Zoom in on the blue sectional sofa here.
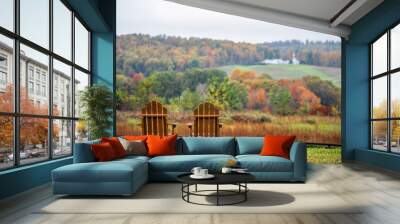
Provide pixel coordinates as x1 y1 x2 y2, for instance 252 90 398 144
52 137 306 196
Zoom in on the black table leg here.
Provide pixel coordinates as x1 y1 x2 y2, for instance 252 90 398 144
245 183 247 201
216 184 219 206
195 184 198 192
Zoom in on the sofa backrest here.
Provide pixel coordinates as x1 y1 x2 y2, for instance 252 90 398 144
235 137 264 155
179 137 235 155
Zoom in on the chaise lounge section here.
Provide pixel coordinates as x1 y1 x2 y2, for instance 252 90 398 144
52 137 307 196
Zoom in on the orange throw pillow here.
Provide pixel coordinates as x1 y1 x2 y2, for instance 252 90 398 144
91 142 117 162
260 135 296 159
101 137 126 158
123 135 148 141
147 135 177 157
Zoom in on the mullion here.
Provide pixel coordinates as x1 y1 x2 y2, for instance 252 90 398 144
13 0 20 167
387 30 391 152
71 9 76 157
49 0 54 160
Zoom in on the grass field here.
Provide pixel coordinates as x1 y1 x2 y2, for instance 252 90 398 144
307 147 341 164
218 64 341 86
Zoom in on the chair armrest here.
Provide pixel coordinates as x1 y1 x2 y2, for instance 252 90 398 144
289 141 307 182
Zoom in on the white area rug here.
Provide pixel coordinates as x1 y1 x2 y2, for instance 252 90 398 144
38 183 361 214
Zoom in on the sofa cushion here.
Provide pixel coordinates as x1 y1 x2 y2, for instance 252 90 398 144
91 142 118 161
236 155 293 172
149 154 235 172
236 137 264 155
101 137 127 158
260 135 296 159
180 137 235 155
147 135 177 157
119 138 147 156
53 159 147 183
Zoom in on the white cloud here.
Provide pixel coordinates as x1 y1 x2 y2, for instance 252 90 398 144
117 0 340 43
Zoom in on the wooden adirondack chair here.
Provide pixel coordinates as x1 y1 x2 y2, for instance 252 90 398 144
187 102 222 137
141 101 176 136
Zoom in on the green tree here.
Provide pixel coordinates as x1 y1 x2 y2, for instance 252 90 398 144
269 86 292 115
206 77 248 111
224 81 248 110
302 76 340 108
147 71 183 100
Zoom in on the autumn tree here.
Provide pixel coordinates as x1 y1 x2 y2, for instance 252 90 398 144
0 85 54 150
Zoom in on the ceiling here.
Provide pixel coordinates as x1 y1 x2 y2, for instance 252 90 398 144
166 0 384 38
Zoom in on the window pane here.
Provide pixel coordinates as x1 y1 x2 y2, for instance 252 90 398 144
391 72 400 118
20 0 49 49
0 116 13 170
53 0 72 60
53 59 72 117
74 69 89 118
75 18 89 69
0 0 14 31
53 119 72 157
372 76 387 119
372 121 388 151
75 120 88 143
372 33 387 76
20 117 49 165
392 24 400 70
20 44 49 115
391 120 400 153
0 35 14 112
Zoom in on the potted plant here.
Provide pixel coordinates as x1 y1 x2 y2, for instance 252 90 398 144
80 84 113 140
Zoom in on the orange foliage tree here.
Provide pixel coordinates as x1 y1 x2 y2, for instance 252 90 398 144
0 85 58 150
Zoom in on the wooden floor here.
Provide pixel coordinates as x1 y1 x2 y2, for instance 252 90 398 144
1 162 400 224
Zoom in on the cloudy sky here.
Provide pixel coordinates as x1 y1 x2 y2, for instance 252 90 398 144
117 0 340 43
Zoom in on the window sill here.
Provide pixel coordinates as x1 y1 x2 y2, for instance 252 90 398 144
0 156 72 176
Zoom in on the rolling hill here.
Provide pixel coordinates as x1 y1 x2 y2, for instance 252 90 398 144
218 64 341 86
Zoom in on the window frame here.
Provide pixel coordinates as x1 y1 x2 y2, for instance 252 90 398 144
370 21 400 154
0 0 92 171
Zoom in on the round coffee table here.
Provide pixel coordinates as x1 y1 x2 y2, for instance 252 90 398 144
177 173 255 206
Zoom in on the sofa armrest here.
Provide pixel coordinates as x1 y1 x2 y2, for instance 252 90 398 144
73 140 100 163
289 141 307 181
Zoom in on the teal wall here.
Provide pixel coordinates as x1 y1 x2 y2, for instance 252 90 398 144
343 0 400 171
0 0 116 200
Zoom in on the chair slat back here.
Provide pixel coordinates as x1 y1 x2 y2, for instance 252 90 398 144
141 101 168 136
193 102 220 137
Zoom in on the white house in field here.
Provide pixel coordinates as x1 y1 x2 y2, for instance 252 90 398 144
262 52 300 65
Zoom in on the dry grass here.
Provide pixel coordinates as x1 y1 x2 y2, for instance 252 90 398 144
117 111 341 145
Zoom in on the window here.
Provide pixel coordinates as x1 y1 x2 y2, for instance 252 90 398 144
53 0 72 60
0 116 13 170
20 0 49 48
74 69 89 118
53 59 72 117
53 119 72 158
28 67 34 80
42 85 46 97
75 18 90 70
0 71 7 85
28 81 34 94
35 84 40 95
0 0 14 31
370 23 400 153
0 1 91 170
0 34 14 113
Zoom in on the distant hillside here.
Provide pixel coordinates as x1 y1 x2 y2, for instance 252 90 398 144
117 33 341 76
219 64 341 86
